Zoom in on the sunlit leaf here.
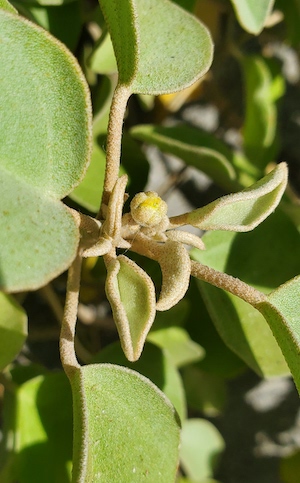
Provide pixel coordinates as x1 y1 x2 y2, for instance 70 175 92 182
230 0 275 34
180 419 225 481
0 0 17 13
70 364 181 482
99 0 213 94
105 255 156 361
0 11 92 291
182 163 287 232
0 293 27 371
88 32 117 75
93 341 187 422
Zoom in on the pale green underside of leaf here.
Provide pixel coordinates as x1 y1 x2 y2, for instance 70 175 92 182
71 364 180 483
187 163 287 231
105 256 156 361
0 170 79 292
0 293 27 371
99 0 213 95
0 10 92 199
230 0 275 34
180 419 225 481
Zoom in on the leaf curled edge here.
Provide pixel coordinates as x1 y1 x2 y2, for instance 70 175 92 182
105 255 156 361
174 163 288 232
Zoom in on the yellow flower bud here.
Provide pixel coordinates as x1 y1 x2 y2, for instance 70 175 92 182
130 191 168 227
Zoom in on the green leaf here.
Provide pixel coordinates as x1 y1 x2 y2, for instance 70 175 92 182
184 163 287 232
182 365 227 416
130 124 241 191
99 0 213 94
242 56 283 168
1 373 73 483
147 327 204 367
191 208 300 377
88 32 117 75
71 364 181 482
105 255 156 361
0 0 17 13
93 341 187 422
180 419 225 481
280 449 300 483
70 142 106 212
0 11 92 291
0 293 27 371
257 276 300 393
230 0 275 34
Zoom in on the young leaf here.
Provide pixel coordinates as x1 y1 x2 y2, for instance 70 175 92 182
105 255 156 361
71 364 181 482
99 0 213 94
0 11 92 291
179 163 287 231
230 0 275 34
0 293 27 371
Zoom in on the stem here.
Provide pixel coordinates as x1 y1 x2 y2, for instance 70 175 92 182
99 84 131 214
190 260 266 306
60 254 82 378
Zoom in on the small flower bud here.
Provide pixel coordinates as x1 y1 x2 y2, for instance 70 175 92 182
130 191 168 227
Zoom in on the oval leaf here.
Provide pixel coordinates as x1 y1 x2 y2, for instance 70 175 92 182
105 255 156 361
230 0 275 34
71 364 181 482
183 163 287 231
99 0 213 94
0 11 92 290
0 0 17 13
0 10 92 198
0 293 27 371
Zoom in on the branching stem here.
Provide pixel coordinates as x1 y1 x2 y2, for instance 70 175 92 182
99 84 131 214
60 254 82 378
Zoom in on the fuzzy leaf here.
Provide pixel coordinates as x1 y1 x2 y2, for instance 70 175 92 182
0 0 17 13
155 241 191 311
0 293 27 371
70 364 181 482
257 277 300 393
230 0 275 34
184 163 287 231
105 255 156 361
99 0 213 94
93 341 187 422
0 11 92 291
